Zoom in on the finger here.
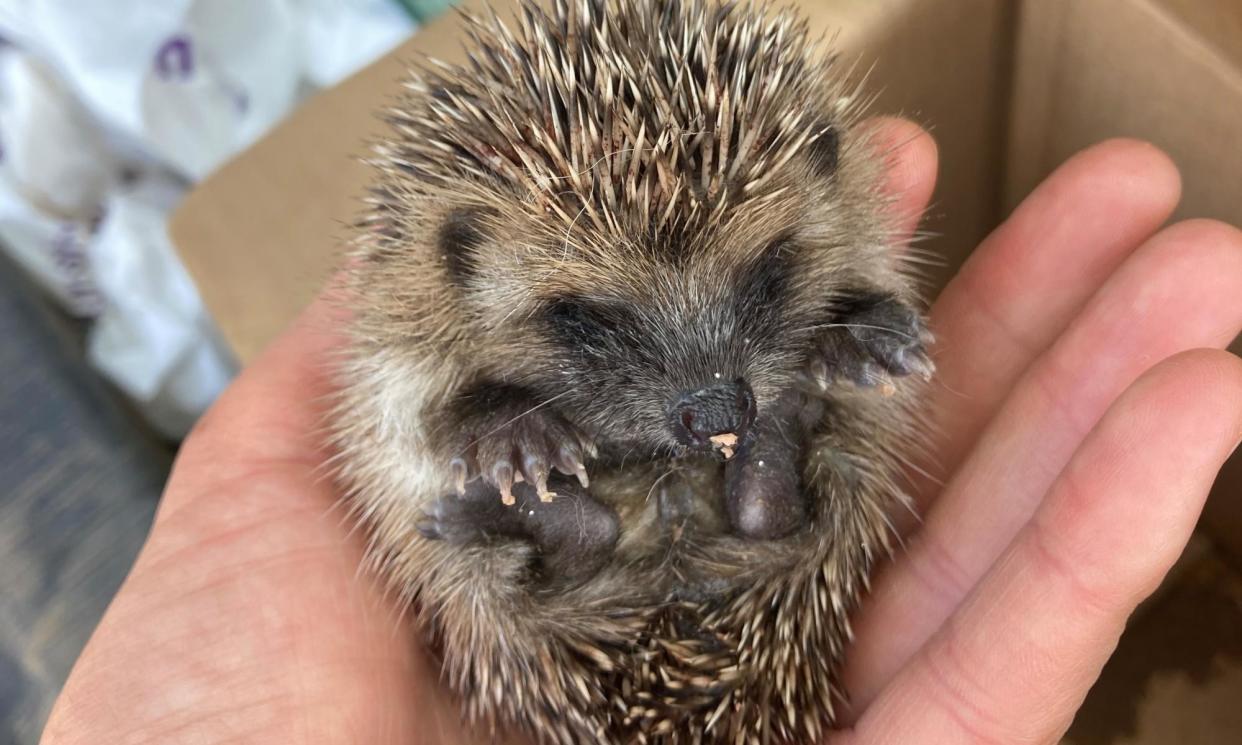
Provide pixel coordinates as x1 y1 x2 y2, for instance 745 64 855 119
845 350 1242 745
858 116 938 243
916 139 1181 504
844 218 1242 709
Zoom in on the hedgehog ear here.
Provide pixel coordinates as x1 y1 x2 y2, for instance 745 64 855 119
438 207 488 285
806 124 839 178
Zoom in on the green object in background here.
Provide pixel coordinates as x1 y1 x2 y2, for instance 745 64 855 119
392 0 456 24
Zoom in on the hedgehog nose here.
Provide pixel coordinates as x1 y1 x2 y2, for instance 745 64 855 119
669 379 756 452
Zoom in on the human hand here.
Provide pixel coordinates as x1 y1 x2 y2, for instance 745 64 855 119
836 131 1242 742
40 122 1242 745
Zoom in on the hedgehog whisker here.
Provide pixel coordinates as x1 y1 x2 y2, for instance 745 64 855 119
560 203 590 263
463 387 580 452
793 321 920 341
644 465 684 505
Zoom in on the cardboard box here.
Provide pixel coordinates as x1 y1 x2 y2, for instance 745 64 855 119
170 0 1011 363
1006 0 1242 227
1004 0 1242 573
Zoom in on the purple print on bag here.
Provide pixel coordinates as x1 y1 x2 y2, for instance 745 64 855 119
52 223 104 317
228 87 249 114
154 35 194 80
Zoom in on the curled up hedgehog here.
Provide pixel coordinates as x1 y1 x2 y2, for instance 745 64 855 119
331 0 935 742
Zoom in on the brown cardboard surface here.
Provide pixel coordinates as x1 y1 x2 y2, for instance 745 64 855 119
1005 0 1242 574
1211 454 1242 566
170 0 1009 364
1160 0 1242 70
1006 0 1242 228
816 0 1013 287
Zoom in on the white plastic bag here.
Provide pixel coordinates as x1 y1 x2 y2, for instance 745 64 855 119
0 0 416 437
5 0 305 181
0 51 120 218
86 174 236 438
0 50 110 316
1 0 415 179
297 0 417 88
0 184 103 318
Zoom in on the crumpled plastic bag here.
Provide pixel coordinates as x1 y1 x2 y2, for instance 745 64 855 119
0 0 417 438
0 52 120 218
87 174 237 438
0 50 113 317
0 183 103 319
8 0 305 181
298 0 419 88
3 0 417 179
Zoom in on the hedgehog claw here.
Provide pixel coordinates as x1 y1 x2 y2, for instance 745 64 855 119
906 351 936 381
521 451 557 501
492 461 516 505
553 445 590 488
450 457 471 495
858 365 897 395
537 481 556 502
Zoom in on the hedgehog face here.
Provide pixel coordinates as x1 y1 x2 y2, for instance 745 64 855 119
532 245 806 455
366 0 897 457
437 154 880 459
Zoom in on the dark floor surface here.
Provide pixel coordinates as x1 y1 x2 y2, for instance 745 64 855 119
0 257 169 744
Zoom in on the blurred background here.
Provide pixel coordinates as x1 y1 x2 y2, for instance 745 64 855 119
0 1 443 741
1 0 1239 743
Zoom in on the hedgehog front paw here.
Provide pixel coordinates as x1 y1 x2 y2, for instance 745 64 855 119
811 295 934 392
451 400 595 506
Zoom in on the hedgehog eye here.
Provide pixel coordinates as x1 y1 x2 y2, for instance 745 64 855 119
807 123 839 178
438 207 488 284
544 296 627 346
737 235 795 309
545 297 606 337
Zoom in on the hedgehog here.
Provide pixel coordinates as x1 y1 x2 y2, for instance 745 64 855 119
330 0 934 743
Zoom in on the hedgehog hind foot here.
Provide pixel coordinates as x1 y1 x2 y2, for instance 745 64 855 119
722 389 820 540
815 293 934 390
419 475 619 584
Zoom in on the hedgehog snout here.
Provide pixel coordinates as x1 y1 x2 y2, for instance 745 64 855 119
667 379 756 456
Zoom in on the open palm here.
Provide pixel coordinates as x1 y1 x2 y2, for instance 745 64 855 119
42 121 1242 745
